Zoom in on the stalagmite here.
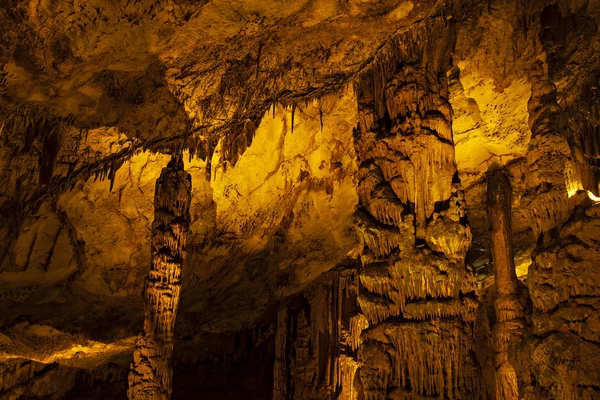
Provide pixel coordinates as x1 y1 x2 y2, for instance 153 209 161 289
486 168 525 400
487 169 522 309
351 19 479 399
128 154 192 400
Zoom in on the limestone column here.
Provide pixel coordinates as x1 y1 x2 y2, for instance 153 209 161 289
272 270 360 400
351 19 479 399
128 154 192 400
522 61 578 239
486 168 525 400
487 169 522 309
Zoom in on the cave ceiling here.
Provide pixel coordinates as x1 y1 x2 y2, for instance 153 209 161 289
1 0 600 399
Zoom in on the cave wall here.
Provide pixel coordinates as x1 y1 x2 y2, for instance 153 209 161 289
0 90 360 398
1 0 600 399
527 200 600 398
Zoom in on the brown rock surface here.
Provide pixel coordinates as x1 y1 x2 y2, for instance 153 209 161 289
0 0 600 398
527 200 600 399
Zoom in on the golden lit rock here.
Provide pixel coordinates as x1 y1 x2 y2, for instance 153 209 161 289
1 0 600 398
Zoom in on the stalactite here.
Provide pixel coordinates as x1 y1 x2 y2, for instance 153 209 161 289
291 103 296 134
351 18 480 399
38 124 60 185
108 159 124 192
128 154 192 400
218 117 261 169
486 168 526 400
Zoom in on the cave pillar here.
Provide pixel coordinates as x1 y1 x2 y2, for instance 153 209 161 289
351 19 479 399
487 169 522 305
128 154 192 400
523 61 579 239
486 168 525 400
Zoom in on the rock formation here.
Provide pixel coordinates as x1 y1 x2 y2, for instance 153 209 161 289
0 1 599 399
520 61 577 241
273 269 359 400
486 168 526 399
128 154 192 400
527 198 600 399
351 19 479 399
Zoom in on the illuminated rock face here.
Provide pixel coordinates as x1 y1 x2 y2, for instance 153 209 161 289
128 155 192 400
350 20 479 399
527 201 600 399
1 1 600 399
519 61 576 241
180 91 359 332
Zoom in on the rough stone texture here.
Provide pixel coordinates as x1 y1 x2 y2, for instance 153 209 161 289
0 322 134 399
0 90 360 398
351 19 479 399
453 0 600 269
0 0 600 398
0 0 447 150
487 168 526 400
128 154 192 400
519 61 576 241
273 269 359 400
180 92 359 332
527 200 600 399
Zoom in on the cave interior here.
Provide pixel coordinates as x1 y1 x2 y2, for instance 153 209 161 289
1 0 600 399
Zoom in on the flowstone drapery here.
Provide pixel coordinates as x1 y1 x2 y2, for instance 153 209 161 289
350 19 480 399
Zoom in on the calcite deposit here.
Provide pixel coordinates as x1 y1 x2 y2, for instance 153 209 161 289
0 0 599 399
128 154 192 400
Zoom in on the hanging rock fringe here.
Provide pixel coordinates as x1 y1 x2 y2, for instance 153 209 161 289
351 17 480 399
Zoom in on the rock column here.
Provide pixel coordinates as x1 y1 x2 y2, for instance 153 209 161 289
128 154 192 400
486 168 525 400
351 20 479 399
522 61 578 239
